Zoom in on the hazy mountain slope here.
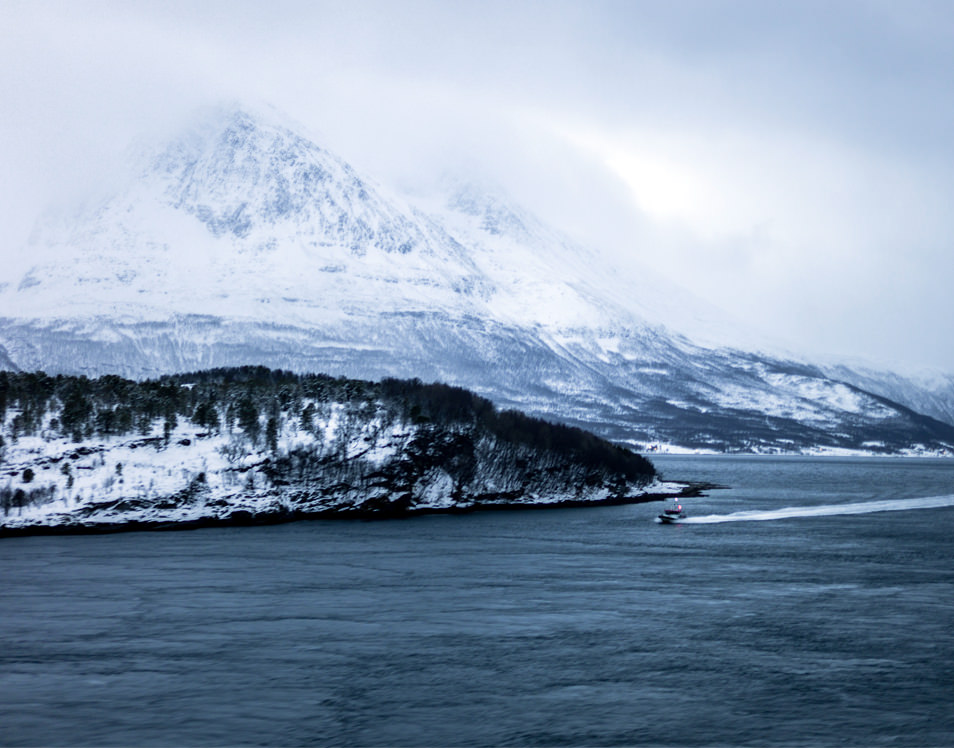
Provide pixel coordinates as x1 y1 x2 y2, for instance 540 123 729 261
820 364 954 428
7 107 491 325
0 104 951 455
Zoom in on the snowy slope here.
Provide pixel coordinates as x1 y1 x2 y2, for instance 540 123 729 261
6 105 490 325
0 103 952 455
0 370 675 534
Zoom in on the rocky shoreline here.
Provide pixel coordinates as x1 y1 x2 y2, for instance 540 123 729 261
0 481 718 538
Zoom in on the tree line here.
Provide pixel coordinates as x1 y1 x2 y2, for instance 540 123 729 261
0 366 654 482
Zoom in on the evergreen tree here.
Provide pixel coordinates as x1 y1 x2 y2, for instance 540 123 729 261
236 396 261 443
266 415 279 453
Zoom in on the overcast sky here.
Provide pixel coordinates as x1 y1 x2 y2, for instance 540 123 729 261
2 0 953 372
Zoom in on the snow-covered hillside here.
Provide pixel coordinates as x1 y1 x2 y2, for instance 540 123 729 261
0 370 674 535
0 103 952 455
7 106 490 325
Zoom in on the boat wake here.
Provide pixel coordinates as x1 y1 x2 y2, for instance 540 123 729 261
681 494 954 524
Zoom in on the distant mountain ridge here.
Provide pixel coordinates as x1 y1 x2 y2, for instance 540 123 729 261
1 103 952 455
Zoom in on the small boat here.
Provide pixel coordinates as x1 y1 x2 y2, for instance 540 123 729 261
657 499 686 524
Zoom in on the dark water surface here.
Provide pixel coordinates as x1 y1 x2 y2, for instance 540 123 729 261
2 456 953 746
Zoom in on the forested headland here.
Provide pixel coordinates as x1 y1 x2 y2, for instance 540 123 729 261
0 367 665 535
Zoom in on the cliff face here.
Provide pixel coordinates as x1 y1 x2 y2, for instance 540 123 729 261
0 368 670 535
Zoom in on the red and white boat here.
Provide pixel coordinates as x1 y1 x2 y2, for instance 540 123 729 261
657 499 686 524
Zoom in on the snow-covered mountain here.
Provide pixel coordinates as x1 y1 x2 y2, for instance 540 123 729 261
1 103 952 455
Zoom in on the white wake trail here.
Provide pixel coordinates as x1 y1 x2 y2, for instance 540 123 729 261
681 494 954 524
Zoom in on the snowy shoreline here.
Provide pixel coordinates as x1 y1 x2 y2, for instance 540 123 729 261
0 480 703 539
631 442 954 459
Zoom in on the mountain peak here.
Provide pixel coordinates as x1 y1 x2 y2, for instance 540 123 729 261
144 103 364 240
1 103 489 323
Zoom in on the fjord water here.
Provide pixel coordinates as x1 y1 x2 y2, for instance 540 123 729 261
2 456 953 747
